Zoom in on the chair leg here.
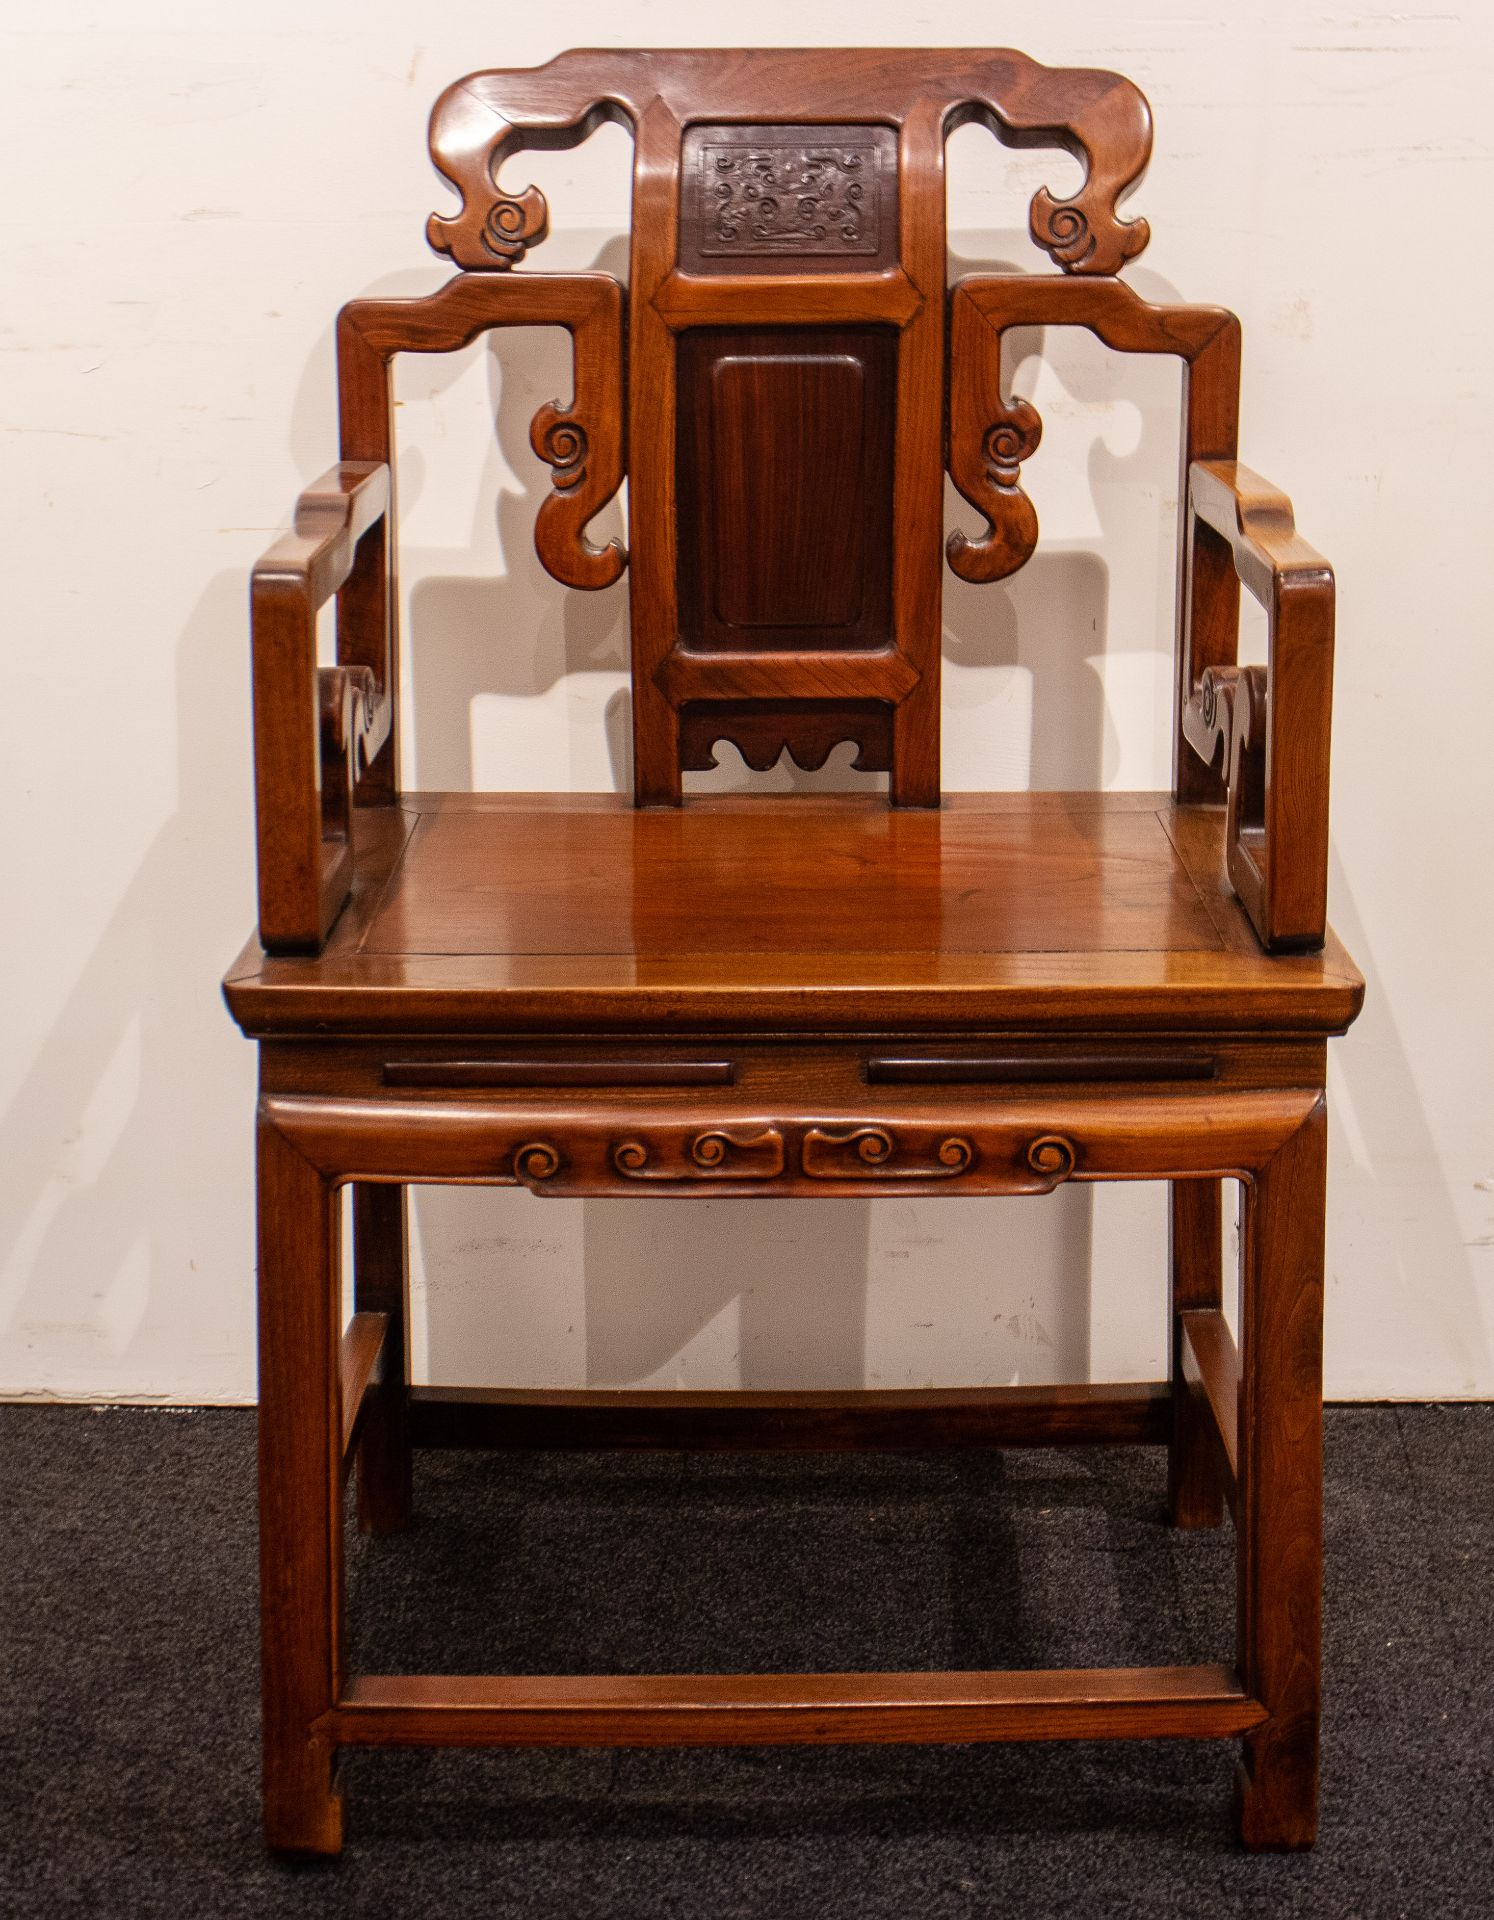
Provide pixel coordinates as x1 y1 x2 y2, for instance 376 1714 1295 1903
1168 1178 1226 1528
256 1112 345 1855
353 1183 413 1535
1234 1099 1327 1850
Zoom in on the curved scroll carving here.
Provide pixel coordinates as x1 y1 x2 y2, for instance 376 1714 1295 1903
612 1127 785 1182
530 404 588 489
690 732 878 776
426 84 545 268
945 288 1042 584
802 1127 975 1181
1181 664 1241 774
522 1125 1077 1192
1026 1135 1077 1183
528 391 624 591
679 701 894 777
1181 663 1270 941
512 1141 563 1183
950 60 1152 275
1028 184 1147 276
264 1089 1329 1199
433 162 547 268
1224 668 1268 837
316 663 382 851
1223 665 1269 933
1181 665 1266 820
946 390 1043 585
426 78 628 270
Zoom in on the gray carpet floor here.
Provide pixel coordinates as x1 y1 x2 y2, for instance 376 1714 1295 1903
0 1404 1489 1917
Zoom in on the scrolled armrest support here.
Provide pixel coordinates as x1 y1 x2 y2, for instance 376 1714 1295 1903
1181 459 1334 953
252 461 392 952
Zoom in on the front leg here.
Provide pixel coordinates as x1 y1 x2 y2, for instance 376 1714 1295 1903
257 1112 345 1854
1235 1097 1327 1849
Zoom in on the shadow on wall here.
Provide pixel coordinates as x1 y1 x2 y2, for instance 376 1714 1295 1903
0 571 256 1398
1321 855 1492 1393
402 237 635 794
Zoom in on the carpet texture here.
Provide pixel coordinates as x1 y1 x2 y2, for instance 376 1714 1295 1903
0 1404 1489 1917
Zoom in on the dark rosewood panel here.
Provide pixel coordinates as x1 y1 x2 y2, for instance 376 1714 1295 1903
679 124 900 275
676 326 896 654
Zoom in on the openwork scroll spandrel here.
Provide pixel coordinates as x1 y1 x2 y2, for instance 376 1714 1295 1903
338 275 627 594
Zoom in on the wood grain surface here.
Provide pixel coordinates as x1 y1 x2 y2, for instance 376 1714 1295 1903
234 45 1358 1856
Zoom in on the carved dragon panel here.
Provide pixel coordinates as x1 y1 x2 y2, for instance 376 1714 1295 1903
678 124 899 274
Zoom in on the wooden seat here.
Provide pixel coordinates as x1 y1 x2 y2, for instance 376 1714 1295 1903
226 47 1362 1857
226 795 1361 1038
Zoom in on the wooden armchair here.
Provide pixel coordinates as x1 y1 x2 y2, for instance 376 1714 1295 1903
223 48 1363 1855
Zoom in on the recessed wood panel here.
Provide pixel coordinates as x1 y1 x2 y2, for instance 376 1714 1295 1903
714 352 866 629
676 326 896 653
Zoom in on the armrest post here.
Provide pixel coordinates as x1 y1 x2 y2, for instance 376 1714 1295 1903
251 462 392 952
1181 459 1334 952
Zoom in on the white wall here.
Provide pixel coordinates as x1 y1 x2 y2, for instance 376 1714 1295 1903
2 2 1491 1404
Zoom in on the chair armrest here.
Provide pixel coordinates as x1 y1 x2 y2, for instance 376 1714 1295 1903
1180 459 1334 953
1188 459 1332 603
254 460 390 605
252 461 392 952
